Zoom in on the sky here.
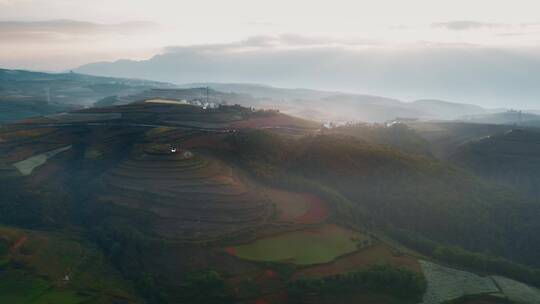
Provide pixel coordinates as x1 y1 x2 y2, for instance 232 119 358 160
2 0 540 70
2 0 540 107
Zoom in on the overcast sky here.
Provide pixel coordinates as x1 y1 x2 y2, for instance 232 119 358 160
2 0 540 107
2 0 540 70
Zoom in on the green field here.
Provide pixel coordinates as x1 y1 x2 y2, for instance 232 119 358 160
228 224 368 265
13 145 72 175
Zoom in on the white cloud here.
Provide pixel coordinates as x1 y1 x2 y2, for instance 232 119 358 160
432 21 503 31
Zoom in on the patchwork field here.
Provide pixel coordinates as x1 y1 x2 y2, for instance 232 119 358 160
226 224 370 265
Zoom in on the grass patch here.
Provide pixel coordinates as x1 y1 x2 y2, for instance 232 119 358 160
227 224 369 265
13 145 72 175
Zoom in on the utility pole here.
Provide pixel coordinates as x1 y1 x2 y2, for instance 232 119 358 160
206 86 209 104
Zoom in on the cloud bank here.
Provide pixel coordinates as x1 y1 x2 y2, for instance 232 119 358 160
75 35 540 109
432 21 503 31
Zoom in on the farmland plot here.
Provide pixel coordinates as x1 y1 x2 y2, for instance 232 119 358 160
13 145 72 175
264 187 329 224
227 224 369 265
420 260 499 304
493 276 540 304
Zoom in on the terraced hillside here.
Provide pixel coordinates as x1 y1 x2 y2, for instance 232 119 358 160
100 143 271 241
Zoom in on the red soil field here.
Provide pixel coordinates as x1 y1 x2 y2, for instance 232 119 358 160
264 269 278 279
295 196 329 224
264 188 329 224
10 234 28 254
224 247 237 255
292 243 421 279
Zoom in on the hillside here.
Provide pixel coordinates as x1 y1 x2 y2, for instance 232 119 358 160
451 128 540 199
407 121 514 158
1 101 540 303
461 110 540 127
325 123 433 156
225 130 540 265
94 84 495 123
0 68 174 123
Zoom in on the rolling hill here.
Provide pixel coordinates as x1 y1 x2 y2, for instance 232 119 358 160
451 128 540 199
1 101 540 303
0 68 174 123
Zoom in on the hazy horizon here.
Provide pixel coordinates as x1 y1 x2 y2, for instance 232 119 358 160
3 0 540 108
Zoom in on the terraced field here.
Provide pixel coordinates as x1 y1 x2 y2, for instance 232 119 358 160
100 143 271 241
225 224 370 265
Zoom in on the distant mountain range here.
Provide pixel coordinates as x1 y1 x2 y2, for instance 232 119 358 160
3 68 540 125
181 83 490 122
73 46 540 108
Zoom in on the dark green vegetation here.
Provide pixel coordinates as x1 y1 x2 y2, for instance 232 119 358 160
326 122 433 156
0 226 139 303
389 228 540 288
288 265 426 303
1 101 540 303
451 129 540 199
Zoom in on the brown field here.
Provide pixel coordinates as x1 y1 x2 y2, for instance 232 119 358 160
292 242 421 279
263 188 329 224
0 128 57 142
181 133 231 150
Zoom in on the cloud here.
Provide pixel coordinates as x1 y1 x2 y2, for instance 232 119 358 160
164 34 383 54
432 20 503 31
75 36 540 108
0 19 159 43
